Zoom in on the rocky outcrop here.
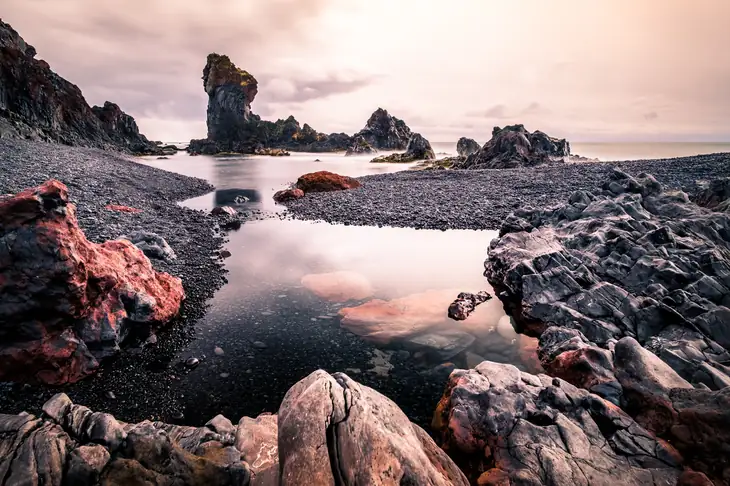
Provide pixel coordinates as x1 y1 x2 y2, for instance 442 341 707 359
432 360 694 485
0 20 160 154
189 54 354 155
0 180 184 384
345 134 377 156
456 137 480 157
484 168 730 482
691 178 730 212
371 133 435 163
0 370 467 486
353 108 413 150
295 171 361 193
457 124 570 169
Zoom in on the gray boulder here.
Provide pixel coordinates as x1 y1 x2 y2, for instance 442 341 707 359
456 137 480 157
122 231 176 262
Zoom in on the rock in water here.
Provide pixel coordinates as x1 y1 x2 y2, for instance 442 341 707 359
0 20 160 154
0 180 184 384
295 171 361 192
432 361 685 484
278 370 469 485
447 291 492 320
370 133 436 163
353 107 413 150
457 124 570 169
456 137 480 157
345 135 378 156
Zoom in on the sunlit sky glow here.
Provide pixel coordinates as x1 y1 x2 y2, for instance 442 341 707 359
4 0 730 142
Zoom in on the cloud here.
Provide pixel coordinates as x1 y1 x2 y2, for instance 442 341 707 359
466 103 549 120
258 73 375 104
644 111 659 121
467 104 508 119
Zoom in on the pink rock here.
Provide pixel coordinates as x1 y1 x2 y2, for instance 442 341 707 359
273 188 305 203
300 271 373 302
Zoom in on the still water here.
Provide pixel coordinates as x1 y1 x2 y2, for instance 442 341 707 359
136 149 536 426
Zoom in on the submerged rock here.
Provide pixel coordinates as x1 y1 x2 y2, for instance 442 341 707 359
457 124 570 169
448 291 492 320
353 107 413 150
371 133 435 163
295 171 361 193
456 137 480 157
300 271 374 302
0 180 184 384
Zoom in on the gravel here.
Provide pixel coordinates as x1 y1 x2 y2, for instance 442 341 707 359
0 139 227 422
283 153 730 230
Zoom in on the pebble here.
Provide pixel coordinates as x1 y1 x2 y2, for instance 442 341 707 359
252 341 267 349
220 372 230 378
185 357 200 368
104 391 116 400
214 347 225 356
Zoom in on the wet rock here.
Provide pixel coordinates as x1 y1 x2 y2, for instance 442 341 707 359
211 205 237 217
448 291 492 320
353 107 413 150
122 230 176 262
278 369 469 485
0 180 184 384
300 271 374 302
458 124 570 169
345 135 378 156
456 137 480 157
295 171 361 193
185 357 200 368
371 133 435 163
432 361 684 484
272 188 304 202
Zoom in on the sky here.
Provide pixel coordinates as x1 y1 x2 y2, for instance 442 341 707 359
3 0 730 143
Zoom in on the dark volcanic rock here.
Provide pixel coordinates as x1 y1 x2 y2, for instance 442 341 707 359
433 360 685 485
295 171 361 193
0 180 184 385
456 137 480 157
0 20 159 154
458 124 570 169
353 107 413 150
448 291 492 321
345 134 378 156
691 178 730 212
371 133 435 163
121 230 177 262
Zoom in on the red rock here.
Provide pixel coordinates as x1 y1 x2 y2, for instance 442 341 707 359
295 171 361 193
105 204 142 213
0 180 184 384
273 188 305 203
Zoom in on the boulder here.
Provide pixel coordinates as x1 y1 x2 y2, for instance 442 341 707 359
353 107 413 150
456 137 480 157
0 20 159 154
457 124 570 169
278 370 469 485
295 171 361 193
345 135 378 156
273 188 305 203
448 291 492 320
691 178 730 212
432 361 685 484
0 180 184 384
371 133 436 163
122 231 176 262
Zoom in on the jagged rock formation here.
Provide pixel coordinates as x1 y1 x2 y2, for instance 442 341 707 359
457 124 570 169
432 360 704 485
352 107 412 150
456 137 480 157
447 291 492 320
345 134 377 156
0 180 184 385
0 370 468 486
484 168 730 482
691 178 730 212
0 19 160 154
371 133 435 163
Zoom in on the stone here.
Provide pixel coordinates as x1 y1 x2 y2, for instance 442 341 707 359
345 135 378 156
185 357 200 368
691 177 730 212
211 205 237 217
370 132 436 163
295 171 361 193
236 414 279 486
352 107 413 150
122 230 177 262
272 188 304 203
278 370 469 485
65 444 110 485
42 393 72 423
206 414 236 436
0 20 160 154
432 361 684 484
457 124 570 169
448 291 493 320
456 137 481 157
300 271 374 302
0 180 184 384
104 204 142 213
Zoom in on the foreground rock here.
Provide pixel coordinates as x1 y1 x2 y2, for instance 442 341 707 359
273 188 305 203
433 361 698 485
295 171 361 193
371 133 435 163
456 137 480 157
484 169 730 481
0 370 468 486
0 20 160 154
352 107 413 150
457 124 570 169
0 180 184 384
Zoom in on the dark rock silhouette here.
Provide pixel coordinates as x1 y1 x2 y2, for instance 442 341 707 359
352 107 412 150
345 135 378 156
371 133 435 163
0 20 160 154
456 137 480 157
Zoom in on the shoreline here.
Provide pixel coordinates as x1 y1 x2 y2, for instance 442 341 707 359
283 152 730 230
0 139 228 423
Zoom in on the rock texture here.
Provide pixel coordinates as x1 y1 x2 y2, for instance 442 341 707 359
272 188 304 203
432 361 688 485
691 177 730 212
371 133 436 163
457 124 570 169
456 137 480 158
0 20 160 154
484 168 730 482
448 291 492 321
353 107 413 150
345 135 378 156
0 371 468 486
295 171 361 193
0 180 184 384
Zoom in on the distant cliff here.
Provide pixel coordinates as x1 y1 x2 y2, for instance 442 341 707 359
0 19 160 155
